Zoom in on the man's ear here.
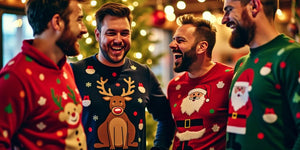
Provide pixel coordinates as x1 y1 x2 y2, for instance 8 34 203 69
50 14 64 31
196 41 208 54
250 0 262 17
94 29 100 42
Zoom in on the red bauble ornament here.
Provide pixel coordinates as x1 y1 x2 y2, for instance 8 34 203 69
152 10 166 26
287 23 299 35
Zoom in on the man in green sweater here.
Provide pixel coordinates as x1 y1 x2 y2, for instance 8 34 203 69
221 0 300 149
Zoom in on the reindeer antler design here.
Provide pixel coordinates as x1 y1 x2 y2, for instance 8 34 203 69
51 88 63 113
67 85 77 105
121 77 135 97
97 77 113 97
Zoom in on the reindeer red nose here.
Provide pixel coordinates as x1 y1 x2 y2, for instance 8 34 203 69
112 107 124 115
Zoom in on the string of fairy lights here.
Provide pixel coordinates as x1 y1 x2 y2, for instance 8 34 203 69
16 0 290 30
12 0 291 61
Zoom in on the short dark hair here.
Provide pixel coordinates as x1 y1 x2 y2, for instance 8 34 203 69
26 0 87 36
233 0 277 20
178 14 216 58
95 2 132 31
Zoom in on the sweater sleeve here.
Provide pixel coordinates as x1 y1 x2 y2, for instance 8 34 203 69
145 66 175 149
0 72 26 149
282 48 300 150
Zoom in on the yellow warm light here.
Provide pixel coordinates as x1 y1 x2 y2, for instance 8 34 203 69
13 19 23 28
92 20 97 26
146 59 152 65
90 0 97 7
134 52 142 59
85 37 92 44
77 54 83 60
164 5 174 14
177 1 186 10
128 5 134 11
166 13 176 21
86 15 93 22
131 21 136 27
133 1 139 7
148 44 155 52
140 29 147 36
276 9 288 22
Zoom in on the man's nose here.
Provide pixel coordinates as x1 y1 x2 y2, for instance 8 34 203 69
221 14 228 24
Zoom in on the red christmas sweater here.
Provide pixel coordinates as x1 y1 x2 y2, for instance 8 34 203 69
167 62 233 150
0 40 87 150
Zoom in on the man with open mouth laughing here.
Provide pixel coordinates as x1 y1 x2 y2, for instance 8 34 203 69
167 14 233 150
71 2 175 150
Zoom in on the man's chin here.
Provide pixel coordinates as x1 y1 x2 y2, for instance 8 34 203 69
108 56 125 64
64 47 80 57
174 66 184 73
229 35 246 49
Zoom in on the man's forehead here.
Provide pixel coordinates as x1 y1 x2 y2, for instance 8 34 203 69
174 25 196 37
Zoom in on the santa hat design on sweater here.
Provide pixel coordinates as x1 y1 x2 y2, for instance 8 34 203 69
82 95 91 107
85 66 95 75
260 62 272 76
262 108 277 123
227 68 254 135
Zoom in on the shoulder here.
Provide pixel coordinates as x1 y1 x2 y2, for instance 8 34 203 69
126 58 151 72
275 36 300 62
214 62 234 75
70 55 95 70
1 53 27 79
169 72 186 84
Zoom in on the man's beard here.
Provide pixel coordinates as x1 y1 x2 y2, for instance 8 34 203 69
174 44 197 73
229 9 256 48
56 28 80 56
99 44 129 64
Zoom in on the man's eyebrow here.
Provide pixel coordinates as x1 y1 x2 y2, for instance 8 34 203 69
172 36 185 40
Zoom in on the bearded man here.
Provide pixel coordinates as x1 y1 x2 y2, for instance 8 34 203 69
222 0 300 149
167 14 233 150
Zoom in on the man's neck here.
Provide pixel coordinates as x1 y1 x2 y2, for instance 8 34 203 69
188 61 216 78
97 53 125 67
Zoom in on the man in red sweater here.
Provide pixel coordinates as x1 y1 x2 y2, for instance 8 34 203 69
0 0 88 149
167 14 233 149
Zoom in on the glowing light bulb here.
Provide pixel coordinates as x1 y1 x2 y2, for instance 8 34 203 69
90 0 97 6
140 29 147 36
164 5 174 14
134 52 142 59
177 1 186 10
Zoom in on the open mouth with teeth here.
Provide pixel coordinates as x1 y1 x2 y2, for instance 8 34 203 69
110 46 123 55
172 49 183 64
226 21 237 31
175 54 182 59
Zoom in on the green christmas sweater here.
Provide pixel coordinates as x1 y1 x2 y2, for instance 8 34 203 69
227 34 300 150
